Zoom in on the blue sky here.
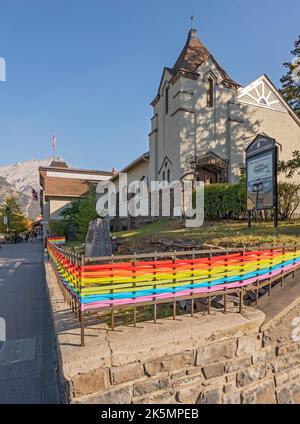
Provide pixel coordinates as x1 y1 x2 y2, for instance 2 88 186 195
0 0 299 171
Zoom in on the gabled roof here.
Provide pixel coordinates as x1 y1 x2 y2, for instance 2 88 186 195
173 29 239 88
151 29 239 103
110 152 149 181
238 74 300 127
173 29 210 72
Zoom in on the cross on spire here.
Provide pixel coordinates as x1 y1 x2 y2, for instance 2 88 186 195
190 15 195 30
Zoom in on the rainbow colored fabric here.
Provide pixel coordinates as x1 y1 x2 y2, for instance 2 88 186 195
48 236 66 245
48 243 300 312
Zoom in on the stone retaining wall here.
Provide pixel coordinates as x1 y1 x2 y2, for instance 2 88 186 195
44 255 300 404
70 328 300 404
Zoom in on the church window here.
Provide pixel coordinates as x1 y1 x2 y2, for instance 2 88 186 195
165 87 169 114
207 77 214 107
162 171 165 181
259 97 267 105
167 169 170 183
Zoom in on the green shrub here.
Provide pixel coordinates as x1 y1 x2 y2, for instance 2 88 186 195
204 183 246 219
278 182 300 220
49 220 69 237
203 182 300 221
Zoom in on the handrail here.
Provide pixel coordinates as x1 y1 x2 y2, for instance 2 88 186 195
47 240 300 346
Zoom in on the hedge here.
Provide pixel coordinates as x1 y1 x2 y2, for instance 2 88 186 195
203 182 300 221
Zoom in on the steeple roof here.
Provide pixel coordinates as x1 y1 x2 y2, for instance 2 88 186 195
173 28 210 71
172 28 239 87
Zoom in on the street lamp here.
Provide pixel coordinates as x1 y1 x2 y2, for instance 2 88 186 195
5 206 10 234
189 156 197 170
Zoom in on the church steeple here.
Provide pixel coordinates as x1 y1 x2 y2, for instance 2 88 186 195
173 28 211 72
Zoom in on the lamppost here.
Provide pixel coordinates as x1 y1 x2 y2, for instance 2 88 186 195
5 206 10 234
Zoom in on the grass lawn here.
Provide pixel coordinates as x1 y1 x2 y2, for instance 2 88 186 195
113 218 300 250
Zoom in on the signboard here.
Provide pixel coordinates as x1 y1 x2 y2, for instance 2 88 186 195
3 216 8 225
246 134 278 227
246 150 275 210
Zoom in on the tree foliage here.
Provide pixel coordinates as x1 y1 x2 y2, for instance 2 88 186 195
278 150 300 178
280 35 300 117
0 196 28 234
58 188 98 240
278 182 300 220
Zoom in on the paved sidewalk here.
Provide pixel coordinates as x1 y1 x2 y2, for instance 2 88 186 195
0 241 61 403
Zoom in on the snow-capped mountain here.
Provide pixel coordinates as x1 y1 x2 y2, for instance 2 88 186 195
0 158 51 218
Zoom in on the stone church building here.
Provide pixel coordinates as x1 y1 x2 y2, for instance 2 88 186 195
117 27 300 188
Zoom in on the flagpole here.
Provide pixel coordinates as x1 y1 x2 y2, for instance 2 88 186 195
52 132 56 161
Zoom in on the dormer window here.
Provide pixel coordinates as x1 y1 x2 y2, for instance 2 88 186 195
207 77 214 108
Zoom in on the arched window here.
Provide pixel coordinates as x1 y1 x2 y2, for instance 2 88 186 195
207 77 214 108
140 175 149 186
165 86 169 114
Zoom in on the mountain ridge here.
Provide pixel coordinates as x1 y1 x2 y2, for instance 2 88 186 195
0 158 51 219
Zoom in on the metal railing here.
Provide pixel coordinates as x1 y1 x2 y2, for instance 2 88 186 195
47 241 300 346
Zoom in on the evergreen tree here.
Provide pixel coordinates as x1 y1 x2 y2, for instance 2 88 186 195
0 196 28 234
280 35 300 117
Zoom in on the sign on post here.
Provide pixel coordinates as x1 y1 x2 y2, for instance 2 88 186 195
246 134 278 227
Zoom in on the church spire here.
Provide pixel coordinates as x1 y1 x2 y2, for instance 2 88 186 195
173 27 211 72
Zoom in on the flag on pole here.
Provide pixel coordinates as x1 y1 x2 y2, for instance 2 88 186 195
32 188 38 201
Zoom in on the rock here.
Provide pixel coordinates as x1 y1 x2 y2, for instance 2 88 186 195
275 366 300 386
85 218 112 257
256 381 276 404
242 381 276 404
144 352 194 377
252 346 275 364
144 360 162 377
110 363 144 385
276 386 293 404
292 384 300 403
223 391 241 404
160 352 194 371
71 368 107 398
228 356 252 372
196 340 237 365
133 390 175 404
197 388 221 404
236 336 258 356
176 385 202 404
223 383 234 394
202 363 225 379
236 365 266 387
133 378 169 397
170 369 187 380
84 386 132 404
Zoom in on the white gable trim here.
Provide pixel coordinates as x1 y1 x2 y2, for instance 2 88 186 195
237 74 300 126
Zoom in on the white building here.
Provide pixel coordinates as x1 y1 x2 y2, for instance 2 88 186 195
144 28 300 185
